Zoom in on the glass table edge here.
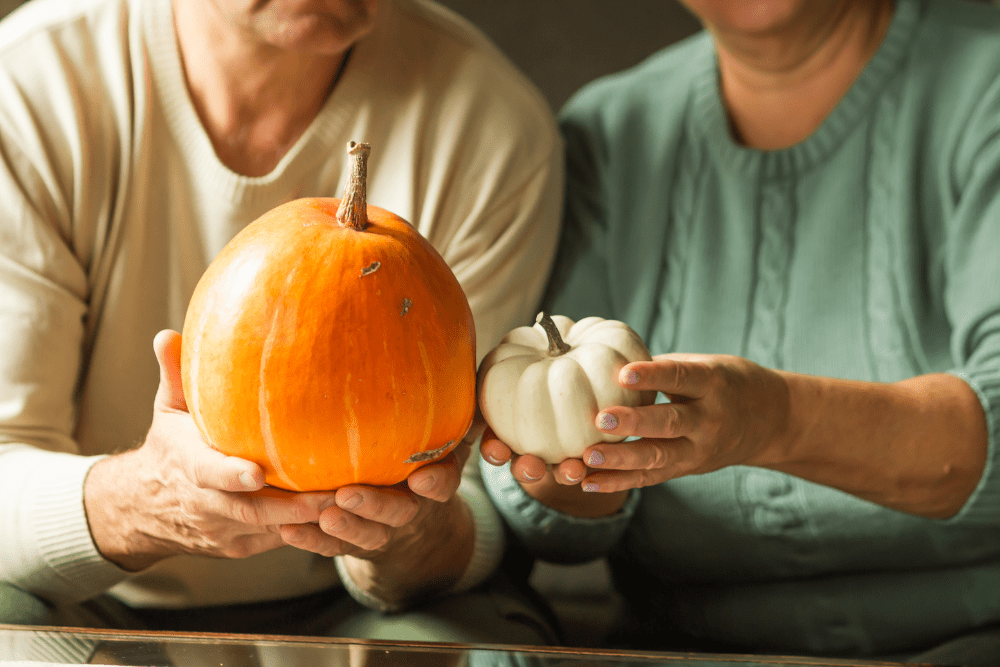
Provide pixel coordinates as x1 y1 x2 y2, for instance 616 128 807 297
0 624 920 666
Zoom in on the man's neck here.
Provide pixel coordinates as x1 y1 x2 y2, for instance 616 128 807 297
713 0 894 150
172 0 346 176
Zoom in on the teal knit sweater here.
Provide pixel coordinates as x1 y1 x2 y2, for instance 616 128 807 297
483 0 1000 657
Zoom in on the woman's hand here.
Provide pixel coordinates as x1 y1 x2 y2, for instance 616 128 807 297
482 353 792 496
84 330 342 572
565 353 792 493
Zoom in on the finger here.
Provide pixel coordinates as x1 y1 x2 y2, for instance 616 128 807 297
582 438 697 474
579 468 673 494
407 453 462 502
222 532 288 560
554 458 588 485
334 485 420 528
280 523 350 558
510 454 547 484
227 490 337 527
319 507 391 552
596 402 696 440
180 435 266 492
480 428 513 466
152 329 188 412
651 352 714 363
619 356 714 399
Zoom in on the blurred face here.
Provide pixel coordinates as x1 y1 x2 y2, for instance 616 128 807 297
679 0 847 38
211 0 379 54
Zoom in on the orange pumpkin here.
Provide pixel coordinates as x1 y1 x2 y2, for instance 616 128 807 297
180 142 476 492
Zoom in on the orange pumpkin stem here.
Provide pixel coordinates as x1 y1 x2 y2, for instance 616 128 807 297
337 141 371 231
536 312 571 357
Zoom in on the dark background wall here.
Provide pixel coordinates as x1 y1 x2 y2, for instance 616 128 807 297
435 0 703 112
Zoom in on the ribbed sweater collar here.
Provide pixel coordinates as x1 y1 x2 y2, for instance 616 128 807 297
140 0 387 204
691 0 922 178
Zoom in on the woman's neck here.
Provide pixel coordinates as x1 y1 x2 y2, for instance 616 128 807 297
712 0 894 150
173 0 347 177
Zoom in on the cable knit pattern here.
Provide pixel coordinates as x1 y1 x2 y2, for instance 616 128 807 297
865 76 924 383
647 129 698 355
745 177 796 369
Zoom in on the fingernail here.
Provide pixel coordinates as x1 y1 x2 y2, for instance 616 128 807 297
623 369 640 385
487 454 503 465
339 493 362 510
565 472 583 483
522 470 542 481
597 412 618 430
239 471 258 490
582 482 599 492
587 451 605 466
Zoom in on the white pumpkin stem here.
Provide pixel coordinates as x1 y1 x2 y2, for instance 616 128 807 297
536 312 571 357
337 141 370 231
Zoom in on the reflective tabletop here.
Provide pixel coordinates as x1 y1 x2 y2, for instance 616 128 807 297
0 625 926 667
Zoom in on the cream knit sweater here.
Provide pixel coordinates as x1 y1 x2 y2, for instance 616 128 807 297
0 0 561 609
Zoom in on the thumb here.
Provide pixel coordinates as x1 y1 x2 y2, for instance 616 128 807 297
153 329 188 412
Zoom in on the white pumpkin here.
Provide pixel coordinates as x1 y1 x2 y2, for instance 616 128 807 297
476 312 656 464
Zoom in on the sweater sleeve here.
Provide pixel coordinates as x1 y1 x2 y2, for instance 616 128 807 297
0 447 128 603
0 4 141 597
480 457 639 564
940 78 1000 527
0 133 129 601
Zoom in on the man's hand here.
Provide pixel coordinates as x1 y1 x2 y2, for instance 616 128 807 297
83 330 343 571
283 429 478 606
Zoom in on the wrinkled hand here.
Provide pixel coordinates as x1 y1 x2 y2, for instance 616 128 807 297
482 353 791 495
284 422 480 604
280 441 469 558
84 330 341 571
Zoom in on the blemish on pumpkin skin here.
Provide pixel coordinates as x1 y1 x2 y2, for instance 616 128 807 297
400 298 412 316
360 261 380 277
405 440 455 464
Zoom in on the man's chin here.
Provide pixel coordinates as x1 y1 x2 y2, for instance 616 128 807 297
256 12 375 54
